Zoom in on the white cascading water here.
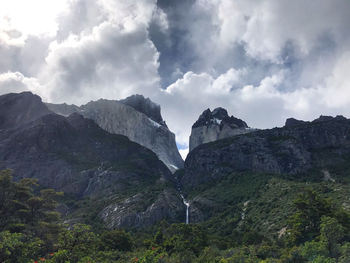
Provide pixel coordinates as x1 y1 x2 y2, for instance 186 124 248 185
180 194 190 224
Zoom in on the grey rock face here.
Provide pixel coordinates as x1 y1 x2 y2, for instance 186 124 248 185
189 107 253 152
100 189 185 229
47 95 183 172
182 115 350 189
0 110 172 196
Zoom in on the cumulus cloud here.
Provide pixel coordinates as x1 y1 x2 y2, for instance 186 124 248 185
42 22 160 104
0 71 43 95
0 0 164 104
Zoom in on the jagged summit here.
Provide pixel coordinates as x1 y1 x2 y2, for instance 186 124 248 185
183 114 350 190
46 95 183 172
193 107 248 129
0 92 183 229
189 107 252 152
285 115 347 127
119 94 166 127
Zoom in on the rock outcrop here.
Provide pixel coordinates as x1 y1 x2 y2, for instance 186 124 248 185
0 92 51 129
100 189 184 229
189 107 253 152
46 95 183 172
182 115 350 189
0 92 184 229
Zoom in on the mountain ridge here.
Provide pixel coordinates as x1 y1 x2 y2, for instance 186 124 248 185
46 95 184 172
0 92 185 229
189 107 254 152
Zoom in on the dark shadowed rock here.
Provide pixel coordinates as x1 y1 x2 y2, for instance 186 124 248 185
313 115 335 123
285 118 307 127
0 92 185 229
182 115 350 190
0 92 52 129
119 94 166 126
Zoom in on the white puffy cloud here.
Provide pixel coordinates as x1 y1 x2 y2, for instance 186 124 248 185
0 71 43 95
0 0 68 41
192 0 350 63
42 22 160 104
0 0 165 104
323 52 350 107
39 0 163 104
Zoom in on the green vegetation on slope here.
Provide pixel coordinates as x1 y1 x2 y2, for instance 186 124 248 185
1 168 350 262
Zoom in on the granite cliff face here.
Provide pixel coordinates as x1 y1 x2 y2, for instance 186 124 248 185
47 95 183 172
182 115 350 189
189 107 253 152
0 92 185 229
100 189 184 229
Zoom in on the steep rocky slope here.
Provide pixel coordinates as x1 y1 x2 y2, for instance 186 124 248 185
189 107 253 151
47 95 183 172
178 115 350 237
183 115 350 189
0 92 185 229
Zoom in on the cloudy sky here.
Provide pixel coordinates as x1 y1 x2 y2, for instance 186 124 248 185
1 0 350 158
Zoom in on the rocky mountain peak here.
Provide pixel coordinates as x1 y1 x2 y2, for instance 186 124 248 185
183 114 350 190
0 92 51 129
285 115 347 127
313 115 346 123
189 107 252 152
192 107 248 129
211 107 228 119
119 94 166 126
284 118 307 127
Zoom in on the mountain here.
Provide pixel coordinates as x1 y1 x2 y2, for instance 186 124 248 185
46 95 183 172
179 115 350 231
2 94 350 262
183 115 350 189
189 107 254 152
0 92 185 228
0 92 51 129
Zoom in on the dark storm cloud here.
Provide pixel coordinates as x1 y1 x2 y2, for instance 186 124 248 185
149 0 197 87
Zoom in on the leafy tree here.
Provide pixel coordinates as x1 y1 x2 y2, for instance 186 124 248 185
57 224 99 262
310 255 336 263
100 229 134 251
0 169 36 230
339 242 350 263
287 190 332 245
300 240 328 262
0 169 63 253
194 246 221 263
320 216 344 259
159 224 208 256
0 231 43 263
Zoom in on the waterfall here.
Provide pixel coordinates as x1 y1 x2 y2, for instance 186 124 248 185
181 194 190 224
185 200 190 224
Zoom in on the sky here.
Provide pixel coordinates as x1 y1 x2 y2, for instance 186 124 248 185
1 0 350 159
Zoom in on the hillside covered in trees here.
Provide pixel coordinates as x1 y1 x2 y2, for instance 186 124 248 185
1 169 350 263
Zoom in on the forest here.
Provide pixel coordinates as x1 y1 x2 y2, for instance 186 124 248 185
1 169 350 263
